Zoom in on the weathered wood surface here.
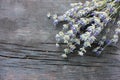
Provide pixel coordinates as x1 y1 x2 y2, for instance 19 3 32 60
0 0 120 80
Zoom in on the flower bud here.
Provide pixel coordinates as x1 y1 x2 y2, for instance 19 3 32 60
78 51 84 56
83 41 91 47
61 54 67 58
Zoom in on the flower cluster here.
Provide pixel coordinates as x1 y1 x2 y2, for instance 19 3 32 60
47 0 120 58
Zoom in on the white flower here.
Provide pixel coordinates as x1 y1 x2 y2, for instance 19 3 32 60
91 36 96 40
64 40 68 43
102 36 107 40
80 32 91 41
99 12 108 18
113 34 119 39
70 8 74 12
93 1 99 7
61 54 67 58
78 2 83 6
115 28 120 34
93 47 100 52
78 51 84 56
107 0 112 2
56 43 60 47
80 47 86 53
55 34 61 42
69 44 76 50
47 13 51 18
74 6 80 11
97 1 104 6
106 28 110 33
83 41 91 47
77 11 83 17
63 35 70 41
107 2 115 8
80 18 88 25
104 17 111 24
99 22 104 27
81 9 87 15
112 37 119 43
73 24 78 28
88 36 96 43
117 21 120 26
84 1 90 6
64 48 69 53
71 19 75 23
56 34 60 38
53 14 58 20
87 24 95 32
63 24 69 30
63 24 68 28
67 30 73 36
80 34 87 41
111 8 117 14
83 7 91 12
94 16 100 24
113 34 118 38
70 3 78 7
93 11 99 15
95 27 102 33
66 16 71 21
59 31 64 37
58 15 64 21
99 41 104 45
85 32 91 36
75 39 80 45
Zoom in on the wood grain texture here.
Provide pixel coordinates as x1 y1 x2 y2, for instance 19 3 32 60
0 0 120 80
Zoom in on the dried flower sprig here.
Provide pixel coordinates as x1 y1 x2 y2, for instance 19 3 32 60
47 0 120 58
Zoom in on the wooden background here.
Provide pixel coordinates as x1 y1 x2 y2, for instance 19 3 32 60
0 0 120 80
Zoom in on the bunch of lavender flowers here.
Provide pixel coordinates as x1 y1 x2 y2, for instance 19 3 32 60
47 0 120 58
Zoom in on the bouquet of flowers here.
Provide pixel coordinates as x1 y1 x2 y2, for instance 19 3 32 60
47 0 120 58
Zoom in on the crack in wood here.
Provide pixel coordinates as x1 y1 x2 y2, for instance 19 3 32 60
0 54 120 68
20 48 63 53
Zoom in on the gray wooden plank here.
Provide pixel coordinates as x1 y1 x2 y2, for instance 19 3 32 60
0 39 119 80
0 0 81 44
0 55 120 80
0 0 120 80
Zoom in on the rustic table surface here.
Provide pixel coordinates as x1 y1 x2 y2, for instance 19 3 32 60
0 0 120 80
